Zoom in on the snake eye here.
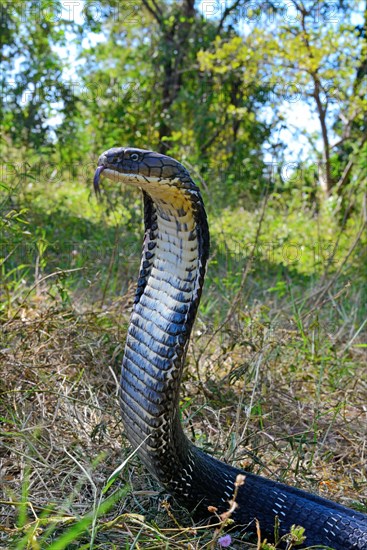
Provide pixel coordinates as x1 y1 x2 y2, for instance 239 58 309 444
130 153 139 162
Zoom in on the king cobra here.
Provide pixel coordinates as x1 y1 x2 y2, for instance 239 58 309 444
94 147 367 549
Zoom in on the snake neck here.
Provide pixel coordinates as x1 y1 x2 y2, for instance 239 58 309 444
120 186 209 494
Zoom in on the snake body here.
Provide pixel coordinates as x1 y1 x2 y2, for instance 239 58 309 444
94 147 367 549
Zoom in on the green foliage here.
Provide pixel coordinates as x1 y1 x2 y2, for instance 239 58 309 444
1 1 80 153
0 171 145 316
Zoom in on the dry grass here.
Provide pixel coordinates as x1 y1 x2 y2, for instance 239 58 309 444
0 284 366 549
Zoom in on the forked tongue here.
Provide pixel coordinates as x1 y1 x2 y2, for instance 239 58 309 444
93 166 105 194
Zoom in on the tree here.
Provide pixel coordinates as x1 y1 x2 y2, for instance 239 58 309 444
0 0 79 158
197 1 366 198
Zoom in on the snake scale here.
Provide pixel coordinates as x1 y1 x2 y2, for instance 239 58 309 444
94 147 367 549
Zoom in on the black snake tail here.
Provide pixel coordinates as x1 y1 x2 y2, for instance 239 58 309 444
94 147 367 549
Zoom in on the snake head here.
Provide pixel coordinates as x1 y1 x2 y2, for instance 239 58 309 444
94 147 195 192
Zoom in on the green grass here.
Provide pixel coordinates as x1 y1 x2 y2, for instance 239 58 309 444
2 172 365 314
